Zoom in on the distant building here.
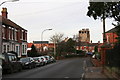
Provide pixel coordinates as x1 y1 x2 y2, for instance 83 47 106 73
33 41 49 52
76 28 102 53
0 8 27 58
79 28 90 43
27 41 54 55
76 41 101 53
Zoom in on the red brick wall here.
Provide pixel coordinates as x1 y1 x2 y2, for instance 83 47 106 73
106 33 118 43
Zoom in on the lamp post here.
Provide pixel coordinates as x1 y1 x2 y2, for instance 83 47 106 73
0 0 19 6
41 29 52 52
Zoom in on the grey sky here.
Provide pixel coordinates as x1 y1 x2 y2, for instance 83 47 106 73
0 0 115 43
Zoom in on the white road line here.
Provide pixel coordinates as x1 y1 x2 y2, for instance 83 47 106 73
64 77 69 78
81 73 85 80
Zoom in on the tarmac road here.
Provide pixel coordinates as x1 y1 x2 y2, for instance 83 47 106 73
2 57 93 79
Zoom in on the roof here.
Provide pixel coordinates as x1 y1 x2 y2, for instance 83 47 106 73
76 42 100 46
27 43 33 48
0 16 27 31
33 41 49 44
106 27 118 33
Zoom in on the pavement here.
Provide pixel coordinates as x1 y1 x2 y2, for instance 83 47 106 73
84 58 119 80
84 67 110 80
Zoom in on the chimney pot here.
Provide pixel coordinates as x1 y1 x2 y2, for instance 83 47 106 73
1 8 8 18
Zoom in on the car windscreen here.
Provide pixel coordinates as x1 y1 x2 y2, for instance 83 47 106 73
20 58 30 62
33 57 39 61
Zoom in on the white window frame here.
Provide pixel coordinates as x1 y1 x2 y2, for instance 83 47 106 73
2 25 6 39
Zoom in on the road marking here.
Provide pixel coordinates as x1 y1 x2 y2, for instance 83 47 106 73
81 73 85 80
91 70 93 72
64 77 69 78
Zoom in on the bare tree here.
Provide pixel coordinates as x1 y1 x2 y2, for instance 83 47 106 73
49 33 64 43
73 34 80 42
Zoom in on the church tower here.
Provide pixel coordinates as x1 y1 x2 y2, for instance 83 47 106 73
79 28 90 43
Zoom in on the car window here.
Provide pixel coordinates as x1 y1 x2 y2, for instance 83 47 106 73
8 55 16 61
8 56 12 61
20 58 30 62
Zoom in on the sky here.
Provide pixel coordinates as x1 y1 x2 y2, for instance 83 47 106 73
0 0 116 43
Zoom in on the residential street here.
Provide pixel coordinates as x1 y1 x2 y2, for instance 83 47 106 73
3 57 93 79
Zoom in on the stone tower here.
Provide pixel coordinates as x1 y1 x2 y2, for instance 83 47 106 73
79 28 90 42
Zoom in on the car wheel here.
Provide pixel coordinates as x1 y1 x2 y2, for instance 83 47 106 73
18 66 22 72
8 67 13 74
29 65 32 69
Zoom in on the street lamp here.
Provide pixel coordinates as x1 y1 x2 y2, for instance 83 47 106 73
0 0 19 6
41 29 52 52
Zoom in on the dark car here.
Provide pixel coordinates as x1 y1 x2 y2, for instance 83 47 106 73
20 57 36 69
2 53 22 74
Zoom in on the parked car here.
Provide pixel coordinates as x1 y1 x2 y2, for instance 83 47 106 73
19 57 36 69
44 56 51 64
40 56 47 65
49 56 56 63
0 65 2 80
2 52 22 74
33 57 44 66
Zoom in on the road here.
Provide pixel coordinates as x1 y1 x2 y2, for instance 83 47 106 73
2 57 93 79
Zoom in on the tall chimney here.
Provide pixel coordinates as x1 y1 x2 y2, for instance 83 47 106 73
1 8 8 18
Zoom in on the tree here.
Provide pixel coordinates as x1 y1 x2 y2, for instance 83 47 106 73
65 38 76 53
87 2 120 43
49 33 64 57
27 44 40 57
94 46 98 52
49 33 64 43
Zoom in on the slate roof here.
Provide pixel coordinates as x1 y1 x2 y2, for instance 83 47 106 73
105 27 118 33
33 41 49 44
76 42 100 46
0 16 27 31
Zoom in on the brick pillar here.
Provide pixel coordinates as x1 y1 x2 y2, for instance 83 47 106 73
101 47 106 65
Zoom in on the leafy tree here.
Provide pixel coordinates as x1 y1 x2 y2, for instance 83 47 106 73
27 44 39 57
65 38 75 53
87 2 120 42
87 2 120 20
94 46 98 52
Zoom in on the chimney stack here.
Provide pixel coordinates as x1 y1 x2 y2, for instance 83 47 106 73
1 8 8 18
98 41 100 44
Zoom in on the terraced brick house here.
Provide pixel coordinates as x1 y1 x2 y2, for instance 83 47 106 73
0 8 27 58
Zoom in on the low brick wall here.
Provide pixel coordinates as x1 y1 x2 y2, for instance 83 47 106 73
92 59 102 67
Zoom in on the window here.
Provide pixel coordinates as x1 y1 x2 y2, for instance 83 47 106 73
16 46 20 57
2 27 5 39
15 30 17 41
25 45 27 53
8 55 17 61
12 44 15 51
12 29 13 40
3 45 6 53
22 45 25 54
7 45 9 52
8 29 10 40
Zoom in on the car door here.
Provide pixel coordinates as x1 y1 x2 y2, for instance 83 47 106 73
8 54 21 72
